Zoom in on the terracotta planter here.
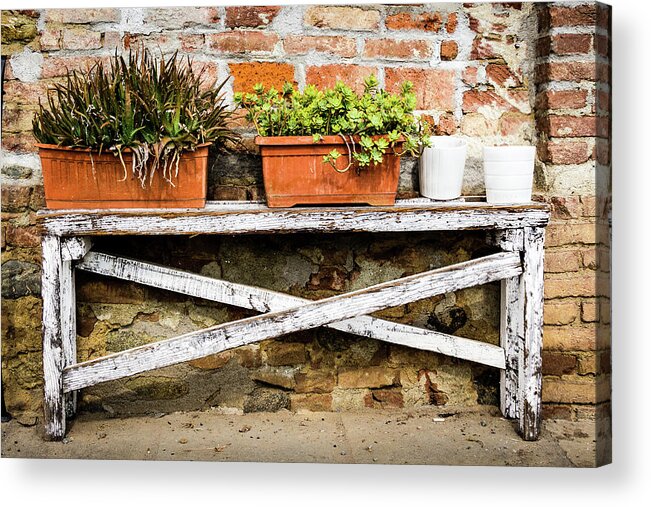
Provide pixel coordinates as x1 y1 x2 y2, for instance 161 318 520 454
255 135 403 207
37 144 209 209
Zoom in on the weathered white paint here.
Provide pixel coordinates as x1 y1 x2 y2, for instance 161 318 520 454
60 258 77 418
63 252 521 392
41 235 65 440
77 251 506 369
519 227 545 441
61 237 92 261
39 200 550 236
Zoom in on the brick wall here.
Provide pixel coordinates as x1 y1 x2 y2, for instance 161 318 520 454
1 3 611 430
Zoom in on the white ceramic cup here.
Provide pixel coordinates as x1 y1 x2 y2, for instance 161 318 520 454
483 145 536 204
419 136 467 200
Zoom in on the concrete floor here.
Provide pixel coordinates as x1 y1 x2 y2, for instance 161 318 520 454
1 405 600 467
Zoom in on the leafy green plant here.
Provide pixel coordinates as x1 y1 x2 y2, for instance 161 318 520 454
33 47 240 187
234 75 431 173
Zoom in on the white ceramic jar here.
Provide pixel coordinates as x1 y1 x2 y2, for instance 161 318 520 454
419 136 467 200
483 145 536 204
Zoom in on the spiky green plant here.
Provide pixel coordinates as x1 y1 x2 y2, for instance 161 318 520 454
33 47 240 187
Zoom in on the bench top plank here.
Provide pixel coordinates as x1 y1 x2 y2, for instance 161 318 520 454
38 198 550 236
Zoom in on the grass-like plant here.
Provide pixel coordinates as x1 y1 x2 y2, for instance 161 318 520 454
234 74 431 173
33 47 239 187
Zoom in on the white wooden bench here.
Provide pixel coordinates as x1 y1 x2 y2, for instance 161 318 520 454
37 198 550 442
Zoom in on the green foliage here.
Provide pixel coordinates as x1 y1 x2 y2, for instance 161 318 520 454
33 47 240 187
234 75 431 172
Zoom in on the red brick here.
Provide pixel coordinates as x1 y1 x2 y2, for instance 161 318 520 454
225 6 281 28
284 35 357 58
595 89 610 114
306 64 377 95
209 31 279 54
385 68 455 111
4 223 41 248
537 89 588 111
544 249 581 273
439 40 458 61
39 29 61 51
544 272 598 299
551 33 592 55
540 140 591 165
542 351 577 375
45 8 119 24
363 39 432 61
179 34 204 52
462 89 513 113
597 4 611 30
446 12 458 33
537 61 597 82
41 56 109 79
434 113 457 135
548 5 597 27
385 12 442 32
486 63 521 88
544 301 579 326
597 115 610 138
546 115 597 137
230 62 295 94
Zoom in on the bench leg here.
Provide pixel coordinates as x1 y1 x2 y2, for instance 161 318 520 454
519 226 545 441
42 235 66 440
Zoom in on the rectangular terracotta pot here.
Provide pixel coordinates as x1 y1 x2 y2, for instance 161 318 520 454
37 144 209 209
255 135 402 207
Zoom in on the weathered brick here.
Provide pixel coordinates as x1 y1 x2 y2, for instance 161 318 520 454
3 80 52 105
486 63 521 88
385 68 455 111
546 222 597 247
262 341 306 366
305 6 380 31
460 112 499 137
581 249 598 270
41 56 108 78
551 33 592 55
283 35 357 58
462 67 479 86
179 34 204 52
581 300 599 322
145 7 216 28
189 352 232 369
61 27 102 50
544 272 597 299
445 12 458 33
595 138 610 165
540 140 591 165
364 389 404 408
338 366 398 389
536 62 597 83
498 112 531 137
439 40 458 61
225 6 280 28
542 351 577 375
544 301 579 325
550 196 582 220
1 133 38 154
363 39 432 61
542 376 609 404
45 8 119 24
2 105 38 133
462 89 513 114
4 223 41 248
537 89 588 111
294 369 336 394
385 12 442 32
545 115 597 137
542 404 573 420
230 62 295 94
595 34 609 58
209 31 279 54
1 186 32 212
39 29 61 51
544 249 581 273
470 36 500 60
210 185 248 201
548 5 596 27
306 64 377 95
290 393 333 411
251 366 297 389
76 278 145 304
